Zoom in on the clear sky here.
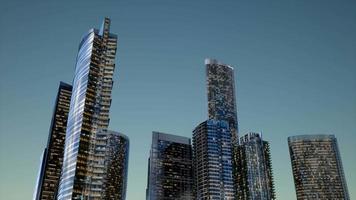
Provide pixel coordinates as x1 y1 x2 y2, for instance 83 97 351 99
0 0 355 199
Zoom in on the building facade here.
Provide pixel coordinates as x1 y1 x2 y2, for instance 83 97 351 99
146 132 194 200
57 18 118 200
288 135 349 200
205 58 238 140
33 82 72 200
193 120 235 200
235 133 275 200
90 129 129 200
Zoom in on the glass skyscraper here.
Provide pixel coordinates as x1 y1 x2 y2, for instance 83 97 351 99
57 18 119 200
91 129 129 200
33 82 72 200
235 133 275 200
193 120 235 200
146 132 194 200
288 135 349 200
206 58 238 141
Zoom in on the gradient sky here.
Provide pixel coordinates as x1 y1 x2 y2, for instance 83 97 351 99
1 0 355 199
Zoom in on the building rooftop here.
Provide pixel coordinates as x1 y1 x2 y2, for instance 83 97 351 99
205 58 234 70
152 131 190 145
288 134 335 142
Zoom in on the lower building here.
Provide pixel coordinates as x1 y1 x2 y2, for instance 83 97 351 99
193 119 235 200
234 132 275 200
288 134 349 200
146 131 194 200
88 129 129 200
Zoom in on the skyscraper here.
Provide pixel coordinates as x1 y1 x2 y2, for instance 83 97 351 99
288 135 349 200
57 18 118 200
193 120 235 200
235 133 275 200
146 132 194 200
91 129 129 200
33 82 72 200
206 58 238 140
205 58 240 199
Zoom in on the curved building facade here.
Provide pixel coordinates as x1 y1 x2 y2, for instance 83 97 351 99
93 129 129 200
288 135 349 200
57 18 118 200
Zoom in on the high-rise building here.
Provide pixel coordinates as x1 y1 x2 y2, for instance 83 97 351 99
33 82 72 200
205 58 238 140
205 58 241 199
235 133 275 200
57 18 118 200
146 132 194 200
193 119 235 200
91 129 129 200
288 135 349 200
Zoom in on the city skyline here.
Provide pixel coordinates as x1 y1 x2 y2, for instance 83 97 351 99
1 0 355 200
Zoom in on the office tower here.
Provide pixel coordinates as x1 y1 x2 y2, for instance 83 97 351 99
288 135 349 200
91 129 129 200
33 82 72 200
57 18 118 200
146 132 194 200
205 58 238 140
193 119 235 200
206 58 240 199
235 133 275 200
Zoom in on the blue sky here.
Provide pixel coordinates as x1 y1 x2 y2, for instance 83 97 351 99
0 0 355 199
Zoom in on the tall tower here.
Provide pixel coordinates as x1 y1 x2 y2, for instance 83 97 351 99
57 18 118 200
206 58 238 140
288 135 349 200
146 132 194 200
235 133 275 200
205 58 239 199
33 82 72 200
193 120 235 200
